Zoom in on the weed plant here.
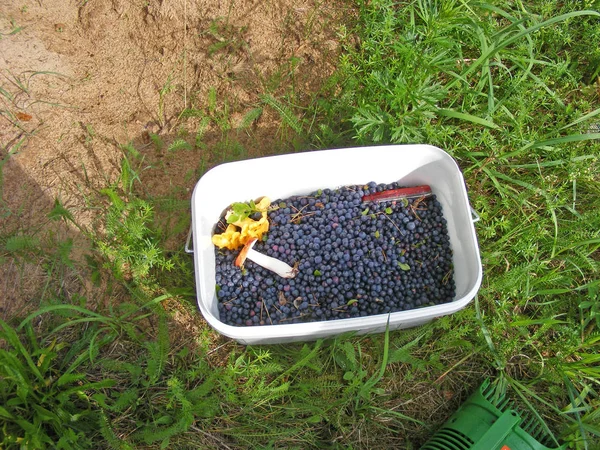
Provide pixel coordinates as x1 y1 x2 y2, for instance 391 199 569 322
1 0 600 449
0 317 107 448
312 0 600 447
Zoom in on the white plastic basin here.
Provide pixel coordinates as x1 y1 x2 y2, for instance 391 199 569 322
191 144 482 345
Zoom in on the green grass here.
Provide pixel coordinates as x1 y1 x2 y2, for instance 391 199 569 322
1 0 600 448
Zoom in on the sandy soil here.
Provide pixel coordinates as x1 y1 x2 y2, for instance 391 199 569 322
0 0 349 319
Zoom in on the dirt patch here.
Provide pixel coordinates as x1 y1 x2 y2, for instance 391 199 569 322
0 0 349 319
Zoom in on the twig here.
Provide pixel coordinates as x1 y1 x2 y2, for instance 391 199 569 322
189 425 233 450
289 204 315 224
434 347 483 385
380 212 405 236
263 301 273 325
206 341 232 357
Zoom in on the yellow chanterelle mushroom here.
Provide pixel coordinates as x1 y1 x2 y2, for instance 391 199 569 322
212 197 271 250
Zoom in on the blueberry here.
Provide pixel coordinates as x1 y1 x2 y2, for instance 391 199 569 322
215 182 454 326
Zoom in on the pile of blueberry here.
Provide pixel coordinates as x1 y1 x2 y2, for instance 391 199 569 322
214 181 455 327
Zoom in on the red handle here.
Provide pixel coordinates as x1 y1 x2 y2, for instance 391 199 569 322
362 185 432 203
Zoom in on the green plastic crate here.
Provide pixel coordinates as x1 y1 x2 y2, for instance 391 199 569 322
422 379 567 450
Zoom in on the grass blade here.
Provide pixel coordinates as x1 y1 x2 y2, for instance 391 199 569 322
510 133 600 157
437 108 500 129
559 107 600 131
508 154 596 169
0 319 44 382
448 10 600 90
506 377 562 447
18 304 111 330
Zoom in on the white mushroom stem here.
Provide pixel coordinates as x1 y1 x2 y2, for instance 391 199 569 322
235 238 297 279
246 249 297 278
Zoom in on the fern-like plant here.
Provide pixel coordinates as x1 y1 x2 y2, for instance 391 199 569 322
95 189 173 283
94 313 222 449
